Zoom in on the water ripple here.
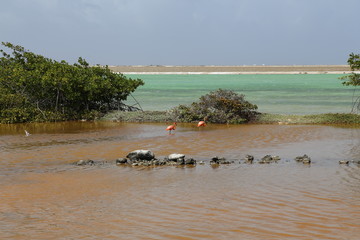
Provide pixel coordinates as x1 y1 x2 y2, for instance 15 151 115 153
1 124 360 239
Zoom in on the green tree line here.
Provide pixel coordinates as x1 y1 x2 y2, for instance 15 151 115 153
0 42 144 123
340 53 360 112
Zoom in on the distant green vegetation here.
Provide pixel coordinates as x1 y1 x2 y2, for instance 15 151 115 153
0 42 144 123
339 52 360 112
1 42 359 126
102 89 359 124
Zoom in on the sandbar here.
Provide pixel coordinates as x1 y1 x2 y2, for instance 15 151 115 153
108 65 352 75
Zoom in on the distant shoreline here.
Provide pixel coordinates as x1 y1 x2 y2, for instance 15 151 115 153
108 65 353 75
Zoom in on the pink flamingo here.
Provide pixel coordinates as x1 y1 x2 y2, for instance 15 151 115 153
166 122 177 134
197 120 206 127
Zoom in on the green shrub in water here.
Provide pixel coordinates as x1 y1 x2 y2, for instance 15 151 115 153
169 89 259 124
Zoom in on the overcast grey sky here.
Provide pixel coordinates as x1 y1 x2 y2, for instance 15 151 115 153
1 0 359 66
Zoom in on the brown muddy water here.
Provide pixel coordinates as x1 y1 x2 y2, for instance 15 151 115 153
1 122 360 239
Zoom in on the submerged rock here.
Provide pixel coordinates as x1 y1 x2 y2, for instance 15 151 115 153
258 155 280 164
75 159 94 166
185 158 196 165
116 158 128 164
272 155 281 161
295 154 311 164
73 159 107 166
244 155 254 164
210 156 231 164
339 160 350 165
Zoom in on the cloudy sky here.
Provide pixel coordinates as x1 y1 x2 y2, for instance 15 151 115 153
1 0 359 66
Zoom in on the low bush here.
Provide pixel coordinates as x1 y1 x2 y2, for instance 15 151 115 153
169 89 259 124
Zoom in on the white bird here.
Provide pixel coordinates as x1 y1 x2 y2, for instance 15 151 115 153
24 130 31 137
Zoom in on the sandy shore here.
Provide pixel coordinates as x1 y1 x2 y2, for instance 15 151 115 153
108 65 352 74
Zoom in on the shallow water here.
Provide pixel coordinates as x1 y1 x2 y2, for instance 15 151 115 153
124 74 356 114
1 122 360 239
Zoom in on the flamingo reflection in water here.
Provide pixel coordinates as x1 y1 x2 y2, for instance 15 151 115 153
24 130 31 137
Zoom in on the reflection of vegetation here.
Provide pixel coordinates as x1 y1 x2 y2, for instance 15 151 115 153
340 53 360 112
104 110 172 122
169 89 259 124
0 42 144 123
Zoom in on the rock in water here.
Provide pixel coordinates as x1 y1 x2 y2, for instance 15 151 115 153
339 160 349 165
294 154 311 164
244 155 254 163
168 153 185 161
259 155 272 164
75 159 95 166
185 158 196 165
126 150 155 161
116 158 128 164
210 156 230 164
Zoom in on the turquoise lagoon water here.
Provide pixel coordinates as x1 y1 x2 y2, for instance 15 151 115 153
124 74 356 114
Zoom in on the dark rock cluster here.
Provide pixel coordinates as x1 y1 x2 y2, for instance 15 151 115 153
294 154 311 164
243 155 254 164
210 156 233 165
115 150 197 167
258 155 281 164
72 149 359 167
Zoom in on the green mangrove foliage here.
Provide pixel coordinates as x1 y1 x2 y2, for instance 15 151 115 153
0 42 144 123
169 89 259 124
340 52 360 112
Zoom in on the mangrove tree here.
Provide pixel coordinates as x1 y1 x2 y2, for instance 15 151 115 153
0 42 144 123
